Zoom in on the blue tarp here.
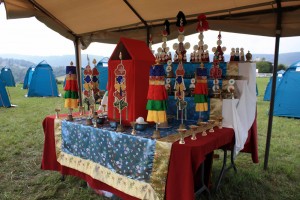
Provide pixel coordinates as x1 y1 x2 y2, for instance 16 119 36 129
23 66 35 89
0 79 11 107
27 61 59 97
274 61 300 118
0 67 16 87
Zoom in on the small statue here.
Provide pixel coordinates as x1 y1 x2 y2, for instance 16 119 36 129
230 48 235 61
240 48 245 61
246 51 252 62
234 48 240 61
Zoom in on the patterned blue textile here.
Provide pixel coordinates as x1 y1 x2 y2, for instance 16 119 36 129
61 118 199 183
166 97 210 121
196 67 208 76
66 66 76 74
150 65 165 76
61 120 156 182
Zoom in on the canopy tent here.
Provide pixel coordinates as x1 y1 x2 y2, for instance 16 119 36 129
27 61 59 97
3 0 300 169
263 70 285 101
3 0 300 47
96 57 109 91
0 67 16 87
0 78 11 107
273 61 300 118
23 65 35 89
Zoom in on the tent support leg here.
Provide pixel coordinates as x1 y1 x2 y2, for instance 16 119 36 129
264 0 282 170
74 37 83 107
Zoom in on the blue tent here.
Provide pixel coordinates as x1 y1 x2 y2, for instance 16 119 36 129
27 61 59 97
23 66 35 89
274 61 300 118
263 70 285 101
96 57 109 90
0 79 11 107
0 67 16 87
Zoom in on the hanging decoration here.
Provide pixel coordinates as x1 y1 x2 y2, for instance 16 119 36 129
194 62 208 113
113 52 128 131
83 56 94 112
189 78 195 97
146 61 168 124
191 14 209 62
92 59 100 95
149 34 155 54
210 61 222 98
146 60 168 138
156 20 172 63
227 79 236 99
174 55 187 128
174 55 186 101
212 31 226 62
64 61 79 121
165 60 174 78
173 11 190 62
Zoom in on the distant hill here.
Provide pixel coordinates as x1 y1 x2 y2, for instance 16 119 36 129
1 52 299 83
251 52 300 66
0 54 107 83
0 54 105 68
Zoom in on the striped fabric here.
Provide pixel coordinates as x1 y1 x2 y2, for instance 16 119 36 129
64 66 79 109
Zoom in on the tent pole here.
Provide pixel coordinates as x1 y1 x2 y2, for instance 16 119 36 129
264 0 282 170
74 37 83 107
146 27 150 46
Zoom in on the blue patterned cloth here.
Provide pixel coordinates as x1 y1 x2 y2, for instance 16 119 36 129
166 97 210 121
61 118 199 183
150 65 165 76
61 120 156 182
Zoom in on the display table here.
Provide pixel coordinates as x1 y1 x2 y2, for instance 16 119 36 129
41 114 258 200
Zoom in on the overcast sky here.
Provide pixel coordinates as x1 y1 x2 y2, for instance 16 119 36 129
1 4 300 57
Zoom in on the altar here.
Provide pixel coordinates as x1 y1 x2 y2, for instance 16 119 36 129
42 56 259 199
41 114 258 200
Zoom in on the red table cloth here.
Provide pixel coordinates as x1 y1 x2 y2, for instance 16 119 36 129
41 114 258 200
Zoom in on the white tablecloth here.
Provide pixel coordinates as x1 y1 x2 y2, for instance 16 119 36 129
222 62 257 156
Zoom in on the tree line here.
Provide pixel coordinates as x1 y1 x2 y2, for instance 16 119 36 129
256 58 287 73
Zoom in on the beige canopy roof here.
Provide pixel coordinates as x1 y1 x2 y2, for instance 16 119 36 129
2 0 300 49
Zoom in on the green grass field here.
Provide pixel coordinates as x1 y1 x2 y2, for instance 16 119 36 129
0 78 299 200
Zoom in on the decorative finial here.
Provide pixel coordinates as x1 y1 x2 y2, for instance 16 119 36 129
178 53 183 62
155 59 160 65
93 58 97 66
87 54 90 65
200 62 204 68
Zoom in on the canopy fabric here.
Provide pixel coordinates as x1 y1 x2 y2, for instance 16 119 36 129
3 0 300 49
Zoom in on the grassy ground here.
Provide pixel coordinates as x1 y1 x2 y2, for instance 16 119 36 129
0 79 299 200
